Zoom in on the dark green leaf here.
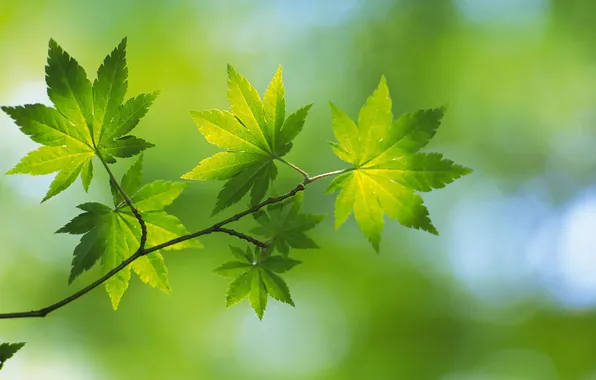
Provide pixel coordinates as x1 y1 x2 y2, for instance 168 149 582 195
229 246 252 263
251 194 325 256
226 270 254 307
260 255 301 273
0 342 25 371
261 269 294 306
214 261 254 278
249 269 268 319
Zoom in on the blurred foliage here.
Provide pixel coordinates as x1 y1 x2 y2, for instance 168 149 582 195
1 0 596 379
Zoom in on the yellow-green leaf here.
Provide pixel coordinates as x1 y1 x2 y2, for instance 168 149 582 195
184 65 312 212
57 161 196 309
3 38 157 201
263 65 285 150
327 76 471 249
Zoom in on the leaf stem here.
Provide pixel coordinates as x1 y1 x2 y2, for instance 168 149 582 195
305 168 352 184
0 166 351 319
276 157 309 180
97 154 147 251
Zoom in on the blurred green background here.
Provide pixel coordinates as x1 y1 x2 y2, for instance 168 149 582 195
1 0 596 379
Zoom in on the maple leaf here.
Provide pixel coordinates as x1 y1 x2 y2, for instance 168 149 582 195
181 65 312 214
214 246 300 319
251 193 325 256
57 156 201 309
2 38 156 201
0 342 25 371
326 77 471 251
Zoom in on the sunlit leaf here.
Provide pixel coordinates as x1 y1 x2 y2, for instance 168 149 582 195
3 38 156 201
327 76 471 250
57 158 198 308
182 65 312 213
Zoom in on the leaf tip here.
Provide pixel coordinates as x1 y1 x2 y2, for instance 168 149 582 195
226 64 237 77
150 89 161 100
211 206 222 217
48 38 58 49
225 295 237 308
425 223 439 236
274 64 283 76
461 165 473 176
376 75 389 93
110 297 121 310
372 241 380 253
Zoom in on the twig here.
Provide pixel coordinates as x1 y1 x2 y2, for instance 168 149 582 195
0 251 142 318
0 167 351 319
215 227 267 248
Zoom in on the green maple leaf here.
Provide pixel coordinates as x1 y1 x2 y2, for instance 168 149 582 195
326 77 471 251
251 193 325 256
2 38 156 201
0 342 25 371
214 246 300 319
181 65 312 214
57 156 201 309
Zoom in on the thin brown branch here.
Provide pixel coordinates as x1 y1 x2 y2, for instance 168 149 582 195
142 181 309 255
0 166 351 319
0 251 143 319
215 227 267 248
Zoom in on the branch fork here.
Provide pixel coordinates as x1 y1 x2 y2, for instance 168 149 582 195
0 156 348 320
